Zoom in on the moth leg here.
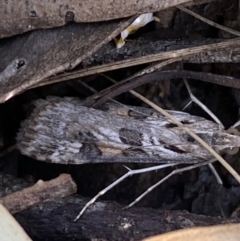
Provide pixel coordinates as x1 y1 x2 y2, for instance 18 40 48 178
123 160 215 210
182 79 224 130
207 162 223 185
74 163 176 221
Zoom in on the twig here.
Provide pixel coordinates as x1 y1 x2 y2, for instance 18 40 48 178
105 74 225 198
88 70 240 108
101 74 240 183
101 70 240 184
127 91 240 183
30 38 240 88
126 58 183 80
75 79 153 118
102 74 224 207
177 5 240 37
102 74 240 183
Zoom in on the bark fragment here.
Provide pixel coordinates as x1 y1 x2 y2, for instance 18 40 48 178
14 194 239 241
0 174 77 214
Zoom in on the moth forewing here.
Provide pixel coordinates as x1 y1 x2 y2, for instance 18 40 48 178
17 97 240 165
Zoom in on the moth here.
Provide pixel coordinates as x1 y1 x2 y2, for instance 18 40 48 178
17 96 240 165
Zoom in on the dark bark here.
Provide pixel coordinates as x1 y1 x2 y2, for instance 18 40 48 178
81 38 240 68
14 194 239 241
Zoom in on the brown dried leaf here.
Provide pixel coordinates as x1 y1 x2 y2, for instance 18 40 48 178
1 0 194 38
142 223 240 241
0 18 133 103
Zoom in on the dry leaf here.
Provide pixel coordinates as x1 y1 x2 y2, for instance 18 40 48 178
142 223 240 241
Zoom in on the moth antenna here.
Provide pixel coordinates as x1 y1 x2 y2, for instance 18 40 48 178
183 78 224 130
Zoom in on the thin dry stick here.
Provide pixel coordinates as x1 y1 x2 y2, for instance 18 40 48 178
30 38 240 88
100 57 183 92
74 80 99 94
130 91 240 183
177 5 240 37
103 74 226 185
124 160 216 209
127 57 183 80
76 79 153 118
103 74 240 183
75 73 229 219
74 163 177 221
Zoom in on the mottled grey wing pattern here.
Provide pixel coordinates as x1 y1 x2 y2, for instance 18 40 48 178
17 97 240 164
